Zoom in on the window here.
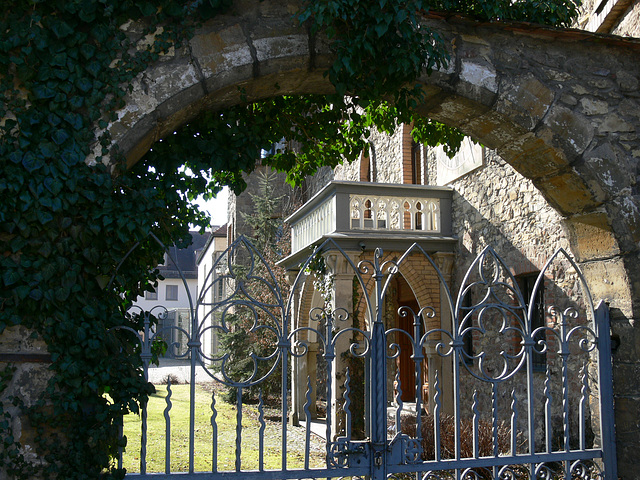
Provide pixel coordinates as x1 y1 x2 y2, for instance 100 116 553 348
166 285 178 301
517 273 546 371
459 291 474 364
145 290 158 300
411 140 422 185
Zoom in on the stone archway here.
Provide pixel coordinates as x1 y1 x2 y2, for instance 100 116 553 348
104 1 640 475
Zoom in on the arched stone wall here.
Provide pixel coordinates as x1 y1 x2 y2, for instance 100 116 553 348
105 1 640 474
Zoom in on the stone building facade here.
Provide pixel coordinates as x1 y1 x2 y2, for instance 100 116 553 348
285 121 595 448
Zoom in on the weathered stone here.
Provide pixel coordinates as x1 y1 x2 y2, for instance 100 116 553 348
598 113 635 133
616 71 639 92
496 73 555 130
583 142 636 193
540 105 594 158
560 93 578 106
497 133 571 181
580 97 609 116
536 170 603 215
566 211 619 261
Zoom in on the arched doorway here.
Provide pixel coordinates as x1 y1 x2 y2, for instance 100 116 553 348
101 3 640 474
395 275 420 403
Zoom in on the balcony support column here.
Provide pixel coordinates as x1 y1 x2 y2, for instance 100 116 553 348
325 251 360 439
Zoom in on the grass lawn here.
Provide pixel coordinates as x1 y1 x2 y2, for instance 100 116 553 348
122 383 325 473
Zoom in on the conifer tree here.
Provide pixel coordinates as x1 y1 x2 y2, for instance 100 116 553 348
219 169 290 403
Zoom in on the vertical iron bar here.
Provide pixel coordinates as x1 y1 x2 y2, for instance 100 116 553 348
560 319 570 454
579 362 588 451
452 303 461 480
491 383 499 457
211 390 217 473
560 318 570 480
236 387 243 472
414 310 423 447
324 312 334 464
281 318 289 471
510 389 518 455
164 380 173 474
344 367 353 440
544 366 552 453
472 390 479 459
434 373 442 462
369 252 388 480
304 377 312 470
188 342 198 473
258 389 265 471
117 415 123 471
394 368 403 434
140 313 151 476
596 301 618 480
141 397 147 475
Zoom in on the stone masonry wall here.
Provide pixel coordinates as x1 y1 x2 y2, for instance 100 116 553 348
436 147 594 449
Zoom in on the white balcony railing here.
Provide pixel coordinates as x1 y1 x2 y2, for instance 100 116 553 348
291 196 335 254
288 182 453 255
349 195 440 232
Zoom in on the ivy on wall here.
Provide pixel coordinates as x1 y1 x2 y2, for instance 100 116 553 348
0 0 579 478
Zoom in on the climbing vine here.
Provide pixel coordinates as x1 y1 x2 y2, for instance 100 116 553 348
0 0 580 478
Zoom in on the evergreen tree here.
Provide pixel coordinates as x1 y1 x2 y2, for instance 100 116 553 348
219 170 291 404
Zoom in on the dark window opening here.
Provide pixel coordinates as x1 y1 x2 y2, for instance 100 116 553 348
517 273 546 371
411 141 421 185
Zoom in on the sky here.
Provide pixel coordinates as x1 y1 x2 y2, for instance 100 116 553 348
194 186 229 228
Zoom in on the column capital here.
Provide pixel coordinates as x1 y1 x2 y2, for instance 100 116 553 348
324 251 361 277
433 251 455 280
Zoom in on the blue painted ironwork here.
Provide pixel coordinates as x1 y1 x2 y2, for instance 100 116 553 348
164 381 172 474
113 235 616 480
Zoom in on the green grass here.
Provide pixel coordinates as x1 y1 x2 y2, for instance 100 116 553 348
122 384 325 473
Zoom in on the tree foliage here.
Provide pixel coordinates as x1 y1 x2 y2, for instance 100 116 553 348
218 170 291 404
0 0 580 477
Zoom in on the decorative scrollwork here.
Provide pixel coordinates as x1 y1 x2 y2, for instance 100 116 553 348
461 468 485 480
499 464 529 480
403 437 422 464
571 460 603 480
327 439 350 468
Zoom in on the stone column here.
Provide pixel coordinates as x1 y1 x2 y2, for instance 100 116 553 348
325 251 360 439
433 252 455 416
0 326 53 476
287 269 304 426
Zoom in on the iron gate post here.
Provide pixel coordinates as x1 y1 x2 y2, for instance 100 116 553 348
368 252 387 480
596 301 618 480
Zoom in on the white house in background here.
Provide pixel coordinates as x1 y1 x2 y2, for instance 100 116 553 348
196 224 228 364
134 231 211 358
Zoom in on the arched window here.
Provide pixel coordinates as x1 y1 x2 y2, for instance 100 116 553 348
402 124 422 184
359 148 376 182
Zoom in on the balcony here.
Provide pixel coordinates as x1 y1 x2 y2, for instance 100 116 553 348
280 181 455 267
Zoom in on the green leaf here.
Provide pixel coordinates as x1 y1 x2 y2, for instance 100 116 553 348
52 129 70 145
3 271 20 287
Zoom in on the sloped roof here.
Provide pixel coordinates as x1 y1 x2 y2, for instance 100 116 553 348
159 231 211 279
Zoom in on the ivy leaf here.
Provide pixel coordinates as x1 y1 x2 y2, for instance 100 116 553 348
52 129 70 145
2 271 20 287
80 43 96 60
49 19 74 39
33 85 56 99
22 152 43 172
37 209 54 225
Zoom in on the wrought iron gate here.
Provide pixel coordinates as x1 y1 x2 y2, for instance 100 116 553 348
116 235 617 479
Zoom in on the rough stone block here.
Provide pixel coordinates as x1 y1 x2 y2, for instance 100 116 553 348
496 73 555 131
580 257 632 310
565 211 619 262
536 169 606 215
497 133 570 180
540 105 594 159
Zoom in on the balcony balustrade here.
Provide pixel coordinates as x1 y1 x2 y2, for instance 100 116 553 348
285 181 454 258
